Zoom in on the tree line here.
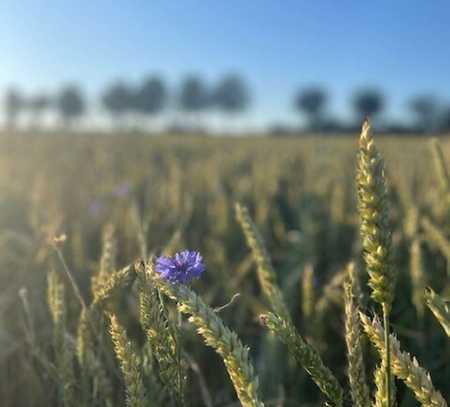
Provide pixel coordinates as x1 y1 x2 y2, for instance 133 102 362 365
3 76 450 134
2 74 249 131
293 86 450 134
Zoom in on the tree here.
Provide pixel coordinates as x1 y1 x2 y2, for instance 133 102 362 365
4 87 24 130
179 75 209 128
438 107 450 132
29 94 51 129
352 88 385 122
57 85 86 128
101 81 134 128
134 76 167 130
408 95 438 133
294 87 327 130
214 74 249 115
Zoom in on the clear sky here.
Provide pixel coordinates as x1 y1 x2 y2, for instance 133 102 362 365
1 1 450 129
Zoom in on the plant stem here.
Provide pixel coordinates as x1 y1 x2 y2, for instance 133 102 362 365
383 303 391 407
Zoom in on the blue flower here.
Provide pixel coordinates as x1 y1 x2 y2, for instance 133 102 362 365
155 250 205 284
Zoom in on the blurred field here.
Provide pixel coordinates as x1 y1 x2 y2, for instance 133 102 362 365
1 132 449 406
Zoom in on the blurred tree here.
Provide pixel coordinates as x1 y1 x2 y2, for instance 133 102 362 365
294 87 328 131
101 81 134 129
57 85 86 128
408 95 438 133
352 88 385 122
29 94 51 129
439 107 450 132
179 75 209 129
4 87 24 130
214 74 249 116
134 76 167 131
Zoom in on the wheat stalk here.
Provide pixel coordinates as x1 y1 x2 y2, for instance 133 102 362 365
301 262 315 324
410 239 427 320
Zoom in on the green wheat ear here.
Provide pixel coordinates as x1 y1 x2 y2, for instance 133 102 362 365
360 313 447 407
47 269 76 407
109 312 148 407
424 287 450 337
356 119 395 309
356 119 395 406
260 312 343 407
421 216 450 261
235 202 290 321
343 262 370 407
141 260 265 407
137 265 187 406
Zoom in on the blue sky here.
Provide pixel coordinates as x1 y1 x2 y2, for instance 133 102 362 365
1 1 450 128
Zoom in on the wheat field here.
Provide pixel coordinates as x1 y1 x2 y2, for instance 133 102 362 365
1 125 449 407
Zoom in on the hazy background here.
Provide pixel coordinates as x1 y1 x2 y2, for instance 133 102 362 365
2 1 450 134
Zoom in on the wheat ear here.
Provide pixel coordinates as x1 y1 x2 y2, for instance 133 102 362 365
421 216 450 261
235 202 290 321
92 223 117 295
373 360 397 407
77 306 114 407
356 119 395 406
360 313 447 407
430 138 450 206
109 312 148 407
138 268 186 405
142 260 264 407
424 287 450 337
93 264 136 307
47 268 76 407
260 312 343 407
344 262 370 407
